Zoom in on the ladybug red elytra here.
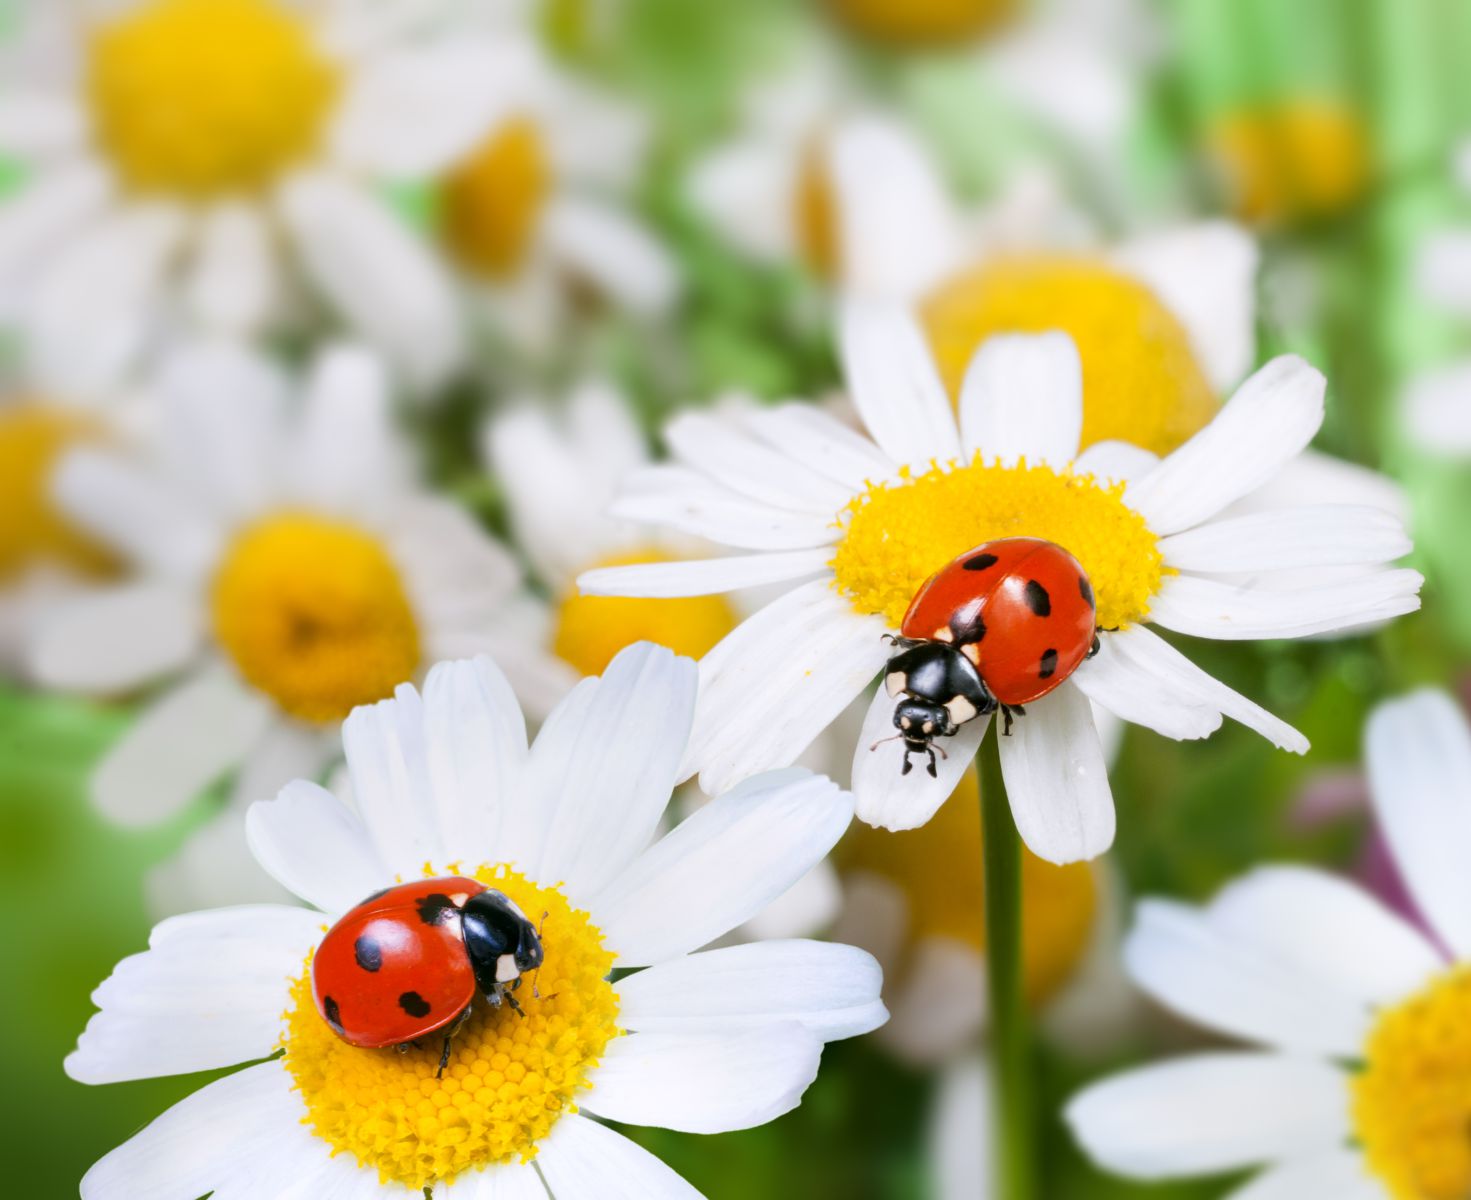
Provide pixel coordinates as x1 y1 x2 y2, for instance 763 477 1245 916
876 537 1099 776
312 876 545 1075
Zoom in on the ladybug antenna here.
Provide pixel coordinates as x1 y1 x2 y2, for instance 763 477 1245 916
868 732 906 751
932 742 949 761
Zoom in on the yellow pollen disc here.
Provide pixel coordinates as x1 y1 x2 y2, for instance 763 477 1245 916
922 256 1218 456
553 548 740 678
822 0 1016 47
1353 966 1471 1200
440 117 552 280
843 774 1096 1007
1208 99 1371 227
211 513 420 723
831 457 1166 630
87 0 338 197
283 867 620 1190
794 139 840 282
0 405 117 584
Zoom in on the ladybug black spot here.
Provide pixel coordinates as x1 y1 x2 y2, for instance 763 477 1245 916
399 991 432 1018
1039 649 1059 679
1078 575 1095 609
354 935 383 972
1024 580 1051 617
416 894 458 926
951 613 986 644
322 995 344 1034
963 552 999 572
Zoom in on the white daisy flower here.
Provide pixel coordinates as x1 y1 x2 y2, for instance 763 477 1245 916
579 308 1422 864
1067 687 1471 1200
67 644 886 1199
28 340 535 912
0 0 531 394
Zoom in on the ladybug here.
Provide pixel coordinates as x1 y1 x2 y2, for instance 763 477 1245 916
311 876 545 1075
876 537 1099 776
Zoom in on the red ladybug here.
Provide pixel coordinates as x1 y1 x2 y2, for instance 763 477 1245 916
312 876 544 1074
877 537 1099 776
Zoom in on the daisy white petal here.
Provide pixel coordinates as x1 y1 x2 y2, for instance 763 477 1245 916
880 937 986 1064
612 465 839 551
828 869 909 980
1403 361 1471 454
0 91 85 157
145 803 295 917
931 1056 990 1200
534 1113 699 1200
1159 507 1411 573
1124 898 1371 1057
614 940 887 1040
578 548 832 599
277 169 464 389
184 202 278 336
1148 569 1423 641
592 768 852 966
247 780 387 914
685 581 887 794
581 1023 823 1134
852 683 991 831
685 137 796 263
94 666 273 827
1071 438 1160 484
523 644 696 901
0 160 109 288
1224 1152 1387 1200
1415 229 1471 314
743 402 897 491
441 1159 549 1200
1365 688 1471 959
288 344 404 515
541 193 680 316
67 906 322 1084
1071 633 1223 742
1125 355 1326 535
958 331 1084 466
1233 448 1409 520
1111 221 1259 391
1065 1053 1351 1181
838 301 962 466
28 580 202 692
998 681 1115 865
740 857 843 940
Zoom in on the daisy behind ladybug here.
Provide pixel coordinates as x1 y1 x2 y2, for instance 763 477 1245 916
879 537 1099 776
312 876 544 1074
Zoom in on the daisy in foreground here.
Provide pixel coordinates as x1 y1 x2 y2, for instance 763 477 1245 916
579 307 1422 864
29 341 534 911
67 644 886 1198
0 0 523 392
1067 688 1471 1200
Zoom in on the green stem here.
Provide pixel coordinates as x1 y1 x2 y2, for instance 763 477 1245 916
977 725 1036 1200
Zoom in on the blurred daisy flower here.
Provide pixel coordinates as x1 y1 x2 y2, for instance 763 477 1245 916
29 341 534 911
435 40 679 352
67 645 886 1199
580 309 1421 863
0 0 538 393
1068 688 1471 1200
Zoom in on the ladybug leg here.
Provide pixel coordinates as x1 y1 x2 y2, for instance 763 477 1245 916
504 987 526 1018
436 1006 472 1079
1088 631 1102 659
925 747 938 777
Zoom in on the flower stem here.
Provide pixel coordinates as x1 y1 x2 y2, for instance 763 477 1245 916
977 724 1036 1200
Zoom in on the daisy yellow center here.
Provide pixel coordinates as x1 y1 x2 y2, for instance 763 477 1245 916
831 457 1166 630
922 257 1217 456
86 0 338 197
211 513 420 723
283 867 620 1190
822 0 1016 47
554 548 739 678
440 118 552 280
843 773 1097 1007
1353 966 1471 1200
0 405 115 583
1208 99 1370 226
794 140 840 281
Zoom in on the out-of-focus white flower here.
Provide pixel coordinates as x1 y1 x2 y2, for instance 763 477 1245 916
29 340 539 913
1068 689 1471 1200
67 645 886 1199
0 0 538 393
580 309 1421 864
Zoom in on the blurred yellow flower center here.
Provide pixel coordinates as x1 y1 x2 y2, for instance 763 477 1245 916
823 0 1016 47
831 458 1166 630
440 118 552 280
554 548 740 677
922 257 1217 455
87 0 337 197
0 406 115 584
283 866 620 1190
1208 99 1370 226
211 514 420 723
1353 966 1471 1200
844 774 1097 1007
794 140 840 281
